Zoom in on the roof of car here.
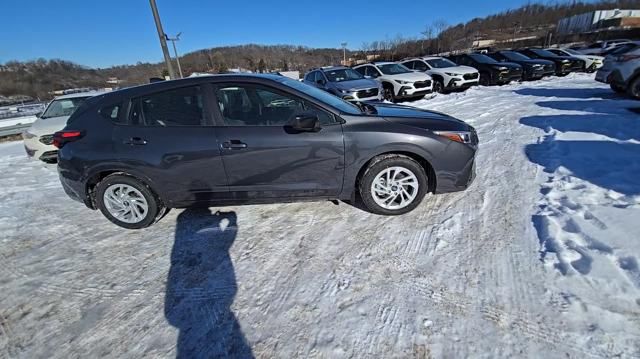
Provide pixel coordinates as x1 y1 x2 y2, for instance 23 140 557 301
372 61 396 65
54 91 102 100
319 66 350 72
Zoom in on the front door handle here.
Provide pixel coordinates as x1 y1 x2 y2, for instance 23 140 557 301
222 140 247 150
123 137 147 145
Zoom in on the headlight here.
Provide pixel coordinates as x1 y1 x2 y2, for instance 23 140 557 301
22 131 36 139
395 79 411 84
434 131 473 144
493 66 508 71
338 89 350 94
445 72 461 77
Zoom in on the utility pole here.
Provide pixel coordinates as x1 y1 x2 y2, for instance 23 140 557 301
341 42 347 65
149 0 176 79
166 32 183 78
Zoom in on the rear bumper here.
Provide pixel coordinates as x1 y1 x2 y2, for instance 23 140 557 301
58 161 93 208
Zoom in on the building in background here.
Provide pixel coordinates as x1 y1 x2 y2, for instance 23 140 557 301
557 9 640 34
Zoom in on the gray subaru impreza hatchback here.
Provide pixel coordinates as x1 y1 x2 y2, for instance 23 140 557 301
55 74 478 229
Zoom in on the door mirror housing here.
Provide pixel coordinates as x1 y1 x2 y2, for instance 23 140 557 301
316 79 326 86
287 113 321 132
35 111 43 118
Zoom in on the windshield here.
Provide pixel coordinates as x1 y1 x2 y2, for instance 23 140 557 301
425 58 457 68
278 77 362 115
563 48 581 55
502 51 530 61
469 54 499 64
41 97 90 119
377 63 411 75
324 68 364 82
531 49 558 57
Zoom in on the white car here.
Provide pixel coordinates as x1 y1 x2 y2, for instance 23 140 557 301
546 48 604 72
400 56 479 93
22 92 96 162
595 44 640 99
574 39 632 55
353 62 433 102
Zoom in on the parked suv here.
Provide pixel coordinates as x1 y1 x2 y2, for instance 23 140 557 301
575 39 632 55
303 66 382 102
447 53 522 86
517 48 584 75
545 48 604 73
352 62 433 102
596 45 640 99
55 74 478 229
400 57 479 93
22 92 96 163
487 51 555 80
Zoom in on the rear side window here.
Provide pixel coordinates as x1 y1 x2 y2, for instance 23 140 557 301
99 103 123 124
130 86 204 127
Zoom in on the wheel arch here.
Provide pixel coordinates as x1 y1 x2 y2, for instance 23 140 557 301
85 168 165 209
354 151 437 195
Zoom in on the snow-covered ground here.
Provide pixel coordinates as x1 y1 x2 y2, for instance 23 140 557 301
1 73 639 358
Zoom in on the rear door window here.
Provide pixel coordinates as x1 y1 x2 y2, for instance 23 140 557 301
130 86 204 127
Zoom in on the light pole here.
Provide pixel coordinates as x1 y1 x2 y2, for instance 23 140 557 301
166 32 183 78
149 0 176 79
341 42 347 65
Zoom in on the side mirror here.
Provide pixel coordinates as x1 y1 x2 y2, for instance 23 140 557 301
35 111 43 118
287 113 321 133
316 79 326 86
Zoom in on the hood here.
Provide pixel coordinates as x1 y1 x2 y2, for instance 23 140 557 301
385 71 432 82
430 65 477 75
373 103 471 132
333 78 380 91
27 115 70 135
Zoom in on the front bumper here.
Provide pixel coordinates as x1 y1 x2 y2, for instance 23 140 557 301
523 68 545 80
396 83 433 98
445 75 479 89
340 88 383 102
595 68 612 83
22 134 58 162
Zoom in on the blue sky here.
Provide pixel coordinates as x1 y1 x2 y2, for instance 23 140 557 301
2 0 574 68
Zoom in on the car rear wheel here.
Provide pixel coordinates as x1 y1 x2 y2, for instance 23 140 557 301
627 77 640 100
95 174 165 229
359 155 428 215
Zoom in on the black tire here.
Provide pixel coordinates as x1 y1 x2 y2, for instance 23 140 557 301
358 154 428 216
382 84 396 102
626 77 640 100
95 174 165 229
433 79 445 93
479 73 491 86
610 83 626 94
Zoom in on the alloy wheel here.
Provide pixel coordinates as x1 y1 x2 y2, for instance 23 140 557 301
103 184 149 224
370 166 419 210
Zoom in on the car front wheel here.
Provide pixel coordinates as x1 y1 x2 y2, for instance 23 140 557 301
359 155 428 215
627 77 640 100
95 174 165 229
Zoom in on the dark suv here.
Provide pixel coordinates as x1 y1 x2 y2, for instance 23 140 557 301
55 74 478 229
517 48 585 75
487 50 556 79
448 53 522 86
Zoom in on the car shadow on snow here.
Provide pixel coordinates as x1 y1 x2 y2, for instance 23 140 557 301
514 87 621 100
520 114 640 142
164 208 254 358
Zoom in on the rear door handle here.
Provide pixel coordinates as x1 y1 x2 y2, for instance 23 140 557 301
123 137 147 145
222 140 247 150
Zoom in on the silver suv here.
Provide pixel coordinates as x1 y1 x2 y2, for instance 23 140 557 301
303 66 382 102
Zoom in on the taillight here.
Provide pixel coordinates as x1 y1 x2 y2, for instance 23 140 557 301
53 130 84 148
